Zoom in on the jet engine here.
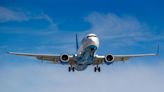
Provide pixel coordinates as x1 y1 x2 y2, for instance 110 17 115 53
104 54 114 65
60 54 69 63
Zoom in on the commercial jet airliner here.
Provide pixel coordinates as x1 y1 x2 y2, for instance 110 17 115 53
8 33 159 72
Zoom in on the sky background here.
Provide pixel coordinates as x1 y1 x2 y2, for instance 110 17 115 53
0 0 164 92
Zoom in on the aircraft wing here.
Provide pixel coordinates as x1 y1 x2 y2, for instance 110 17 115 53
94 45 159 64
7 52 76 64
94 53 158 65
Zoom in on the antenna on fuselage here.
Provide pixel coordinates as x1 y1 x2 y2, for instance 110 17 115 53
76 33 79 52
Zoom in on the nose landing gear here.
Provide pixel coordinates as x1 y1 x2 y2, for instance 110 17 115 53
94 65 101 72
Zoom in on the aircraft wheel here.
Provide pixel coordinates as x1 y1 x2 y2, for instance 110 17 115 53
68 67 71 72
68 66 75 72
72 67 75 72
94 67 97 72
98 67 101 72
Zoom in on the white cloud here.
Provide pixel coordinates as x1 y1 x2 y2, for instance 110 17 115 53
0 6 58 35
85 12 162 46
0 6 54 24
0 61 164 92
0 6 29 22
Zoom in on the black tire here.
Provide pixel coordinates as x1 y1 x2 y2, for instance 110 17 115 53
94 67 97 72
72 67 75 72
68 67 71 72
98 67 101 72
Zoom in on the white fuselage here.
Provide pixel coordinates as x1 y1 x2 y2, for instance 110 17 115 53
74 34 99 71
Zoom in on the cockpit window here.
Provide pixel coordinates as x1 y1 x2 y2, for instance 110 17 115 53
87 35 97 38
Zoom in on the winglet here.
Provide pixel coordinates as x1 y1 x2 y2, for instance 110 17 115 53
76 33 79 52
7 51 12 54
5 49 15 55
4 48 10 54
6 51 13 55
156 44 159 56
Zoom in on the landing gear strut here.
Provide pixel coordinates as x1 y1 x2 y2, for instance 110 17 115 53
94 65 101 72
68 66 75 72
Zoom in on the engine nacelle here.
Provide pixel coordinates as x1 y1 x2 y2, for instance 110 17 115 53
60 54 69 64
104 54 114 65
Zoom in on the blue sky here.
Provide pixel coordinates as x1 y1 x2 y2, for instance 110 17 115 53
0 0 164 92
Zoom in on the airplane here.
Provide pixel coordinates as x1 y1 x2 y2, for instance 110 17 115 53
8 33 159 72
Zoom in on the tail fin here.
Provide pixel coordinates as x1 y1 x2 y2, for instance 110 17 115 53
76 33 79 52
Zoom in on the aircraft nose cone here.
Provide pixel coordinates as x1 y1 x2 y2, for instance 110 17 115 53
89 37 99 48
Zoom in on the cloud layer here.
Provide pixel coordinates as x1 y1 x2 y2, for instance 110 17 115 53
0 61 164 92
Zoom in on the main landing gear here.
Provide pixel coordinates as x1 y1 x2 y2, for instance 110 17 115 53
94 65 101 72
68 66 75 72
